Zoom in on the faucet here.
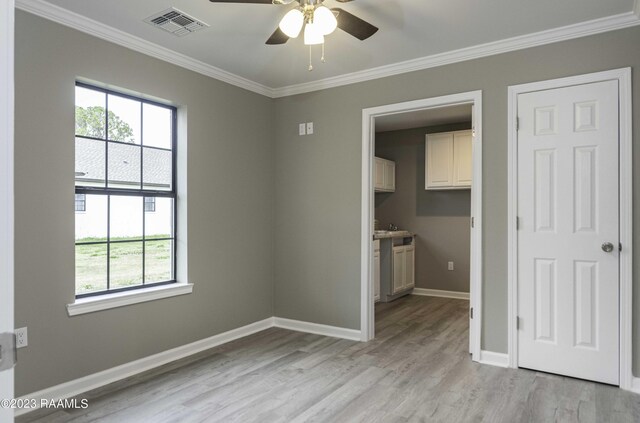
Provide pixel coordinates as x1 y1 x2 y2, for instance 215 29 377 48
388 223 398 231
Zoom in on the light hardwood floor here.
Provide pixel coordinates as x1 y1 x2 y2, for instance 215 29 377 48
19 296 640 422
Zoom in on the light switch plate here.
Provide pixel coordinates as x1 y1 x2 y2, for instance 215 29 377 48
306 122 314 135
299 123 306 136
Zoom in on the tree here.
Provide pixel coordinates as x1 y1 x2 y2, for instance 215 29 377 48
75 106 135 143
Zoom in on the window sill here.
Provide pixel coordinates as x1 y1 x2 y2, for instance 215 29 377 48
67 283 194 316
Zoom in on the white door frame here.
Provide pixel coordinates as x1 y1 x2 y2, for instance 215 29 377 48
507 68 633 389
361 91 483 362
0 0 15 420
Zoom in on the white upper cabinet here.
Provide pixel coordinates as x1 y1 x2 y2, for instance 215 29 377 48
425 130 472 190
374 157 395 192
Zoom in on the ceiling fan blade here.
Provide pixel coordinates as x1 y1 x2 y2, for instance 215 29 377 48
334 0 355 2
208 0 273 4
266 27 289 45
332 8 378 40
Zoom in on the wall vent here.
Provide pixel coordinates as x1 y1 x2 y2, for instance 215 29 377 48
144 8 209 37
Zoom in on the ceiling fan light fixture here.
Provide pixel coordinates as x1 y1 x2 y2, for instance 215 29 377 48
313 6 337 35
304 22 325 45
279 8 304 38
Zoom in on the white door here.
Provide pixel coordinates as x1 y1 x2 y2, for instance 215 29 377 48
426 133 453 188
383 160 395 191
0 1 15 421
453 131 472 187
517 80 619 384
403 245 415 290
374 158 385 190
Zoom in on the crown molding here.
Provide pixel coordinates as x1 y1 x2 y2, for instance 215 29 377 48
272 11 640 97
15 0 640 99
14 0 275 97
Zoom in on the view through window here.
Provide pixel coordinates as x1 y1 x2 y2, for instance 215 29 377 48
74 83 177 297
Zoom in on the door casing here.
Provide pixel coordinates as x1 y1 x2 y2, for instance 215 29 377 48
0 0 15 420
507 68 633 390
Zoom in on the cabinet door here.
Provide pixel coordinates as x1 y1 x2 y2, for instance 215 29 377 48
392 247 405 294
374 250 381 301
426 133 454 189
374 158 385 190
403 246 415 290
453 131 472 187
383 161 395 191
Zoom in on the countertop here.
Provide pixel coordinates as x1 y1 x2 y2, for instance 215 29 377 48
373 231 414 239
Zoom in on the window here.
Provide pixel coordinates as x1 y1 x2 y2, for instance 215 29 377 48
75 194 86 212
144 197 156 212
74 83 177 298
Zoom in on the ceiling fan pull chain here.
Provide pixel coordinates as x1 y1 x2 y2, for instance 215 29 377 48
321 42 326 63
308 45 314 71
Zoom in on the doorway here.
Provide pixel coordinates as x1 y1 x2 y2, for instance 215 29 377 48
361 91 483 362
507 69 633 388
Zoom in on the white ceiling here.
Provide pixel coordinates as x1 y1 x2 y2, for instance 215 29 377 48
375 104 472 133
36 0 635 89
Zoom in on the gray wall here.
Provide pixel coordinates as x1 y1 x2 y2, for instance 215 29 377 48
14 11 274 396
273 25 640 372
375 123 472 293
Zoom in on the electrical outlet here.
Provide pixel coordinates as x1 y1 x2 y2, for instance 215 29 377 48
299 123 306 136
15 327 28 348
447 261 454 271
306 122 314 135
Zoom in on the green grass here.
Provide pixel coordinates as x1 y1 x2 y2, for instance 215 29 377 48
76 236 172 294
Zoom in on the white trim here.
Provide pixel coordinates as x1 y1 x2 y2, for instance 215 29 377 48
271 12 640 97
14 0 273 97
361 91 483 363
272 317 362 341
411 288 470 300
631 377 640 394
67 283 194 316
0 0 14 420
478 350 510 368
507 68 633 390
15 315 365 417
14 0 640 99
15 317 275 417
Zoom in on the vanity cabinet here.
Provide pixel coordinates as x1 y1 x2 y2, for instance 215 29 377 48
374 157 395 192
392 244 415 294
425 130 472 190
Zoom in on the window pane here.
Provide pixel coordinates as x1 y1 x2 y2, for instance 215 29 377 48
143 103 172 149
76 243 108 294
76 195 107 242
145 240 173 283
145 197 173 238
75 86 106 139
107 142 141 188
75 137 106 187
110 196 143 241
110 241 143 289
143 147 172 190
107 94 141 144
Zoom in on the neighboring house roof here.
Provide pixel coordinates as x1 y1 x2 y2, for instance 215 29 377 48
75 137 171 188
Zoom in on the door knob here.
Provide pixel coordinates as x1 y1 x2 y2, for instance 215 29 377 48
601 242 614 253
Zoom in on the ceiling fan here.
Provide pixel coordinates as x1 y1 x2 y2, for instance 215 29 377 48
208 0 378 69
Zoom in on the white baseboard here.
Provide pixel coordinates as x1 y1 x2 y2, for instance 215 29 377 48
478 350 510 368
412 288 470 300
273 317 362 341
15 316 362 417
630 377 640 394
15 317 274 417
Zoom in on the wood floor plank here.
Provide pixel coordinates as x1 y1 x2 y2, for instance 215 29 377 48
17 296 640 423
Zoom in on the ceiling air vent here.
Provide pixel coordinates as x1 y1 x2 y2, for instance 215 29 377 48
144 8 209 37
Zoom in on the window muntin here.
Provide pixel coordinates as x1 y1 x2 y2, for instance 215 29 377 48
75 194 86 212
74 83 177 298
